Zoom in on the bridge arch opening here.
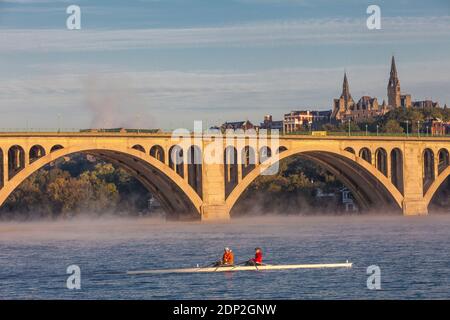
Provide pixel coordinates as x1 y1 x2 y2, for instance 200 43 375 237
169 145 184 178
390 148 404 194
150 145 165 163
132 145 145 153
375 148 388 177
224 146 238 198
423 148 435 193
344 147 355 154
187 145 202 197
29 145 46 164
0 148 201 220
428 175 450 213
230 149 402 217
259 146 272 163
8 145 25 180
276 146 288 154
50 145 64 153
241 146 256 179
359 148 371 163
438 148 449 175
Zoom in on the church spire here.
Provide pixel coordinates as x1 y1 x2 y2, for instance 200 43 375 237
387 55 401 108
390 55 398 79
341 72 351 101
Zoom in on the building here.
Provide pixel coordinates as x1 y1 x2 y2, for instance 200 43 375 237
331 72 355 121
310 110 332 122
411 100 440 109
310 110 332 130
388 56 402 108
387 56 414 108
331 73 389 122
260 115 283 133
355 96 390 122
429 118 450 135
331 56 447 123
284 110 314 133
221 120 255 132
340 187 358 212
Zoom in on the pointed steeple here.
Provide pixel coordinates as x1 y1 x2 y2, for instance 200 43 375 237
341 72 352 101
390 55 398 78
387 56 401 108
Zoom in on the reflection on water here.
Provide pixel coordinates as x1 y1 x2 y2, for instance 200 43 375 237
0 214 449 299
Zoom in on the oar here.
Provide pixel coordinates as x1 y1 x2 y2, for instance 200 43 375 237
230 260 248 270
198 261 217 269
214 263 224 272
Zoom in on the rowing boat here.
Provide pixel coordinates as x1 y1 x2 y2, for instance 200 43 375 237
127 261 352 275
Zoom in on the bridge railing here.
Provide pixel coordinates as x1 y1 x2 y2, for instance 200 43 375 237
0 128 81 133
0 128 449 138
284 131 450 137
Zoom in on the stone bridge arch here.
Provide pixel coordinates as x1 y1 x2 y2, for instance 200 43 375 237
423 165 450 207
225 146 404 215
0 144 203 220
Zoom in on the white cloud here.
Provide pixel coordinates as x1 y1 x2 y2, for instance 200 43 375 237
1 60 450 129
0 16 449 52
0 0 69 3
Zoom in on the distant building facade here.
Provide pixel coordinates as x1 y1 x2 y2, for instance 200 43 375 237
331 72 389 122
429 118 450 136
283 110 332 133
221 120 255 132
284 110 313 133
260 115 283 133
340 187 358 212
332 56 444 123
412 100 440 109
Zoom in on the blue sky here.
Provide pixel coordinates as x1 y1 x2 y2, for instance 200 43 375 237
0 0 449 129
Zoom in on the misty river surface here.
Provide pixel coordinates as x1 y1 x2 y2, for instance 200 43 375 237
0 215 449 299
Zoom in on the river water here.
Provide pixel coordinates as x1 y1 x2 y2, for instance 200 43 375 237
0 214 449 299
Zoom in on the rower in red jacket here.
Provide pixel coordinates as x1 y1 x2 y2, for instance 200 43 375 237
247 247 263 265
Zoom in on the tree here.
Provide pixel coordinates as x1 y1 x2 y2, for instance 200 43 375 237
0 154 147 220
382 119 404 134
338 121 361 132
321 123 341 132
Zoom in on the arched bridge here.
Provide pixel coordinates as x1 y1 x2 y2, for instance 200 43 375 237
0 132 449 220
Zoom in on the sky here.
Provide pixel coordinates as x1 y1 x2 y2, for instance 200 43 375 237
0 0 449 130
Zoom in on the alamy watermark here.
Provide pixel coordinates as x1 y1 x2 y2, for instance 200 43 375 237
169 121 280 176
66 5 81 30
366 5 381 30
66 264 81 290
366 265 381 290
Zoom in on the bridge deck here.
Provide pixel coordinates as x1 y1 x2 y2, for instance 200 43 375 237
0 131 449 141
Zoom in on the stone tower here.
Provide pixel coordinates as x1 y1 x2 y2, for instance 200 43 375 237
342 72 352 104
332 72 355 120
387 56 401 108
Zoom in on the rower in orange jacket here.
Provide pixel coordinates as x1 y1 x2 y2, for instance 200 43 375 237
221 247 234 265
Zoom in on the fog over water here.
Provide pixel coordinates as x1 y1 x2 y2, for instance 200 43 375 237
0 214 449 299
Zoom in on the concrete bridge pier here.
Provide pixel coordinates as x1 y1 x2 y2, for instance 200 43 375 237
401 143 429 216
201 204 230 221
200 162 231 221
402 199 428 216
